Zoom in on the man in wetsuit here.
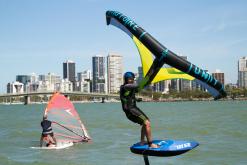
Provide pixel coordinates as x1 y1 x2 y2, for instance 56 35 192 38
120 72 158 148
40 116 57 147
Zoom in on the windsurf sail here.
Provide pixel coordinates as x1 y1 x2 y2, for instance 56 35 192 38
106 10 227 99
44 92 91 143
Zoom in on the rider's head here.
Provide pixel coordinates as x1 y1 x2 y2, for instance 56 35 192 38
43 115 48 120
124 72 135 84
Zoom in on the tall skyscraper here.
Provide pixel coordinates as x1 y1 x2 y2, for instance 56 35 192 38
179 56 191 91
16 75 31 92
212 70 225 85
238 56 247 88
137 66 143 84
30 73 38 83
38 73 61 91
92 55 106 93
107 53 123 93
77 70 92 93
153 81 166 92
63 60 76 83
191 70 208 92
77 70 91 82
7 81 24 94
39 73 61 85
16 75 31 85
26 73 38 92
170 56 191 92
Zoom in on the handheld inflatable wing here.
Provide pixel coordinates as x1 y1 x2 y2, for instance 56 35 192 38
106 10 227 99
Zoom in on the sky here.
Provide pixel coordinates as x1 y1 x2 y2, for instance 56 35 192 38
0 0 247 93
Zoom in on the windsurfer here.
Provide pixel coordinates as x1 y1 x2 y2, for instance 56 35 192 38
40 115 57 147
120 72 159 148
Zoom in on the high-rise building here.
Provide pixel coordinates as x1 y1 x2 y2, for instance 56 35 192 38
92 55 106 93
16 75 31 85
179 56 191 91
191 70 208 92
77 70 91 82
39 73 61 85
63 60 76 83
16 75 33 92
38 73 61 91
169 56 191 92
212 69 225 85
107 53 123 93
25 73 39 92
137 66 143 84
7 81 24 93
170 79 179 92
59 79 73 92
238 56 247 88
77 70 92 93
153 81 165 93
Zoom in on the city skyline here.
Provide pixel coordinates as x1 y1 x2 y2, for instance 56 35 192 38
1 0 247 93
2 53 247 94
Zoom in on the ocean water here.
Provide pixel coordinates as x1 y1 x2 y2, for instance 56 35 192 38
0 101 246 165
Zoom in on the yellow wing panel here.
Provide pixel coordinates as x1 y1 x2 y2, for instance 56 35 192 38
133 36 195 83
133 36 153 76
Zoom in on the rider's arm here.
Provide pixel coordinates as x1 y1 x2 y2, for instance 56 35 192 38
137 76 149 92
123 84 139 92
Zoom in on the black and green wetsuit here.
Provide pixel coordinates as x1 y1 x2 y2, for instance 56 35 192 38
120 83 149 125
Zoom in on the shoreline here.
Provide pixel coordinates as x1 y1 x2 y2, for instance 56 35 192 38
0 97 246 105
142 97 247 102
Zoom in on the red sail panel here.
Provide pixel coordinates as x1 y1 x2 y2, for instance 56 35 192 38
44 92 91 143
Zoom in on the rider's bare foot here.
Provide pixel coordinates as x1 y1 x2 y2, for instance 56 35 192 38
47 144 56 147
149 143 159 148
